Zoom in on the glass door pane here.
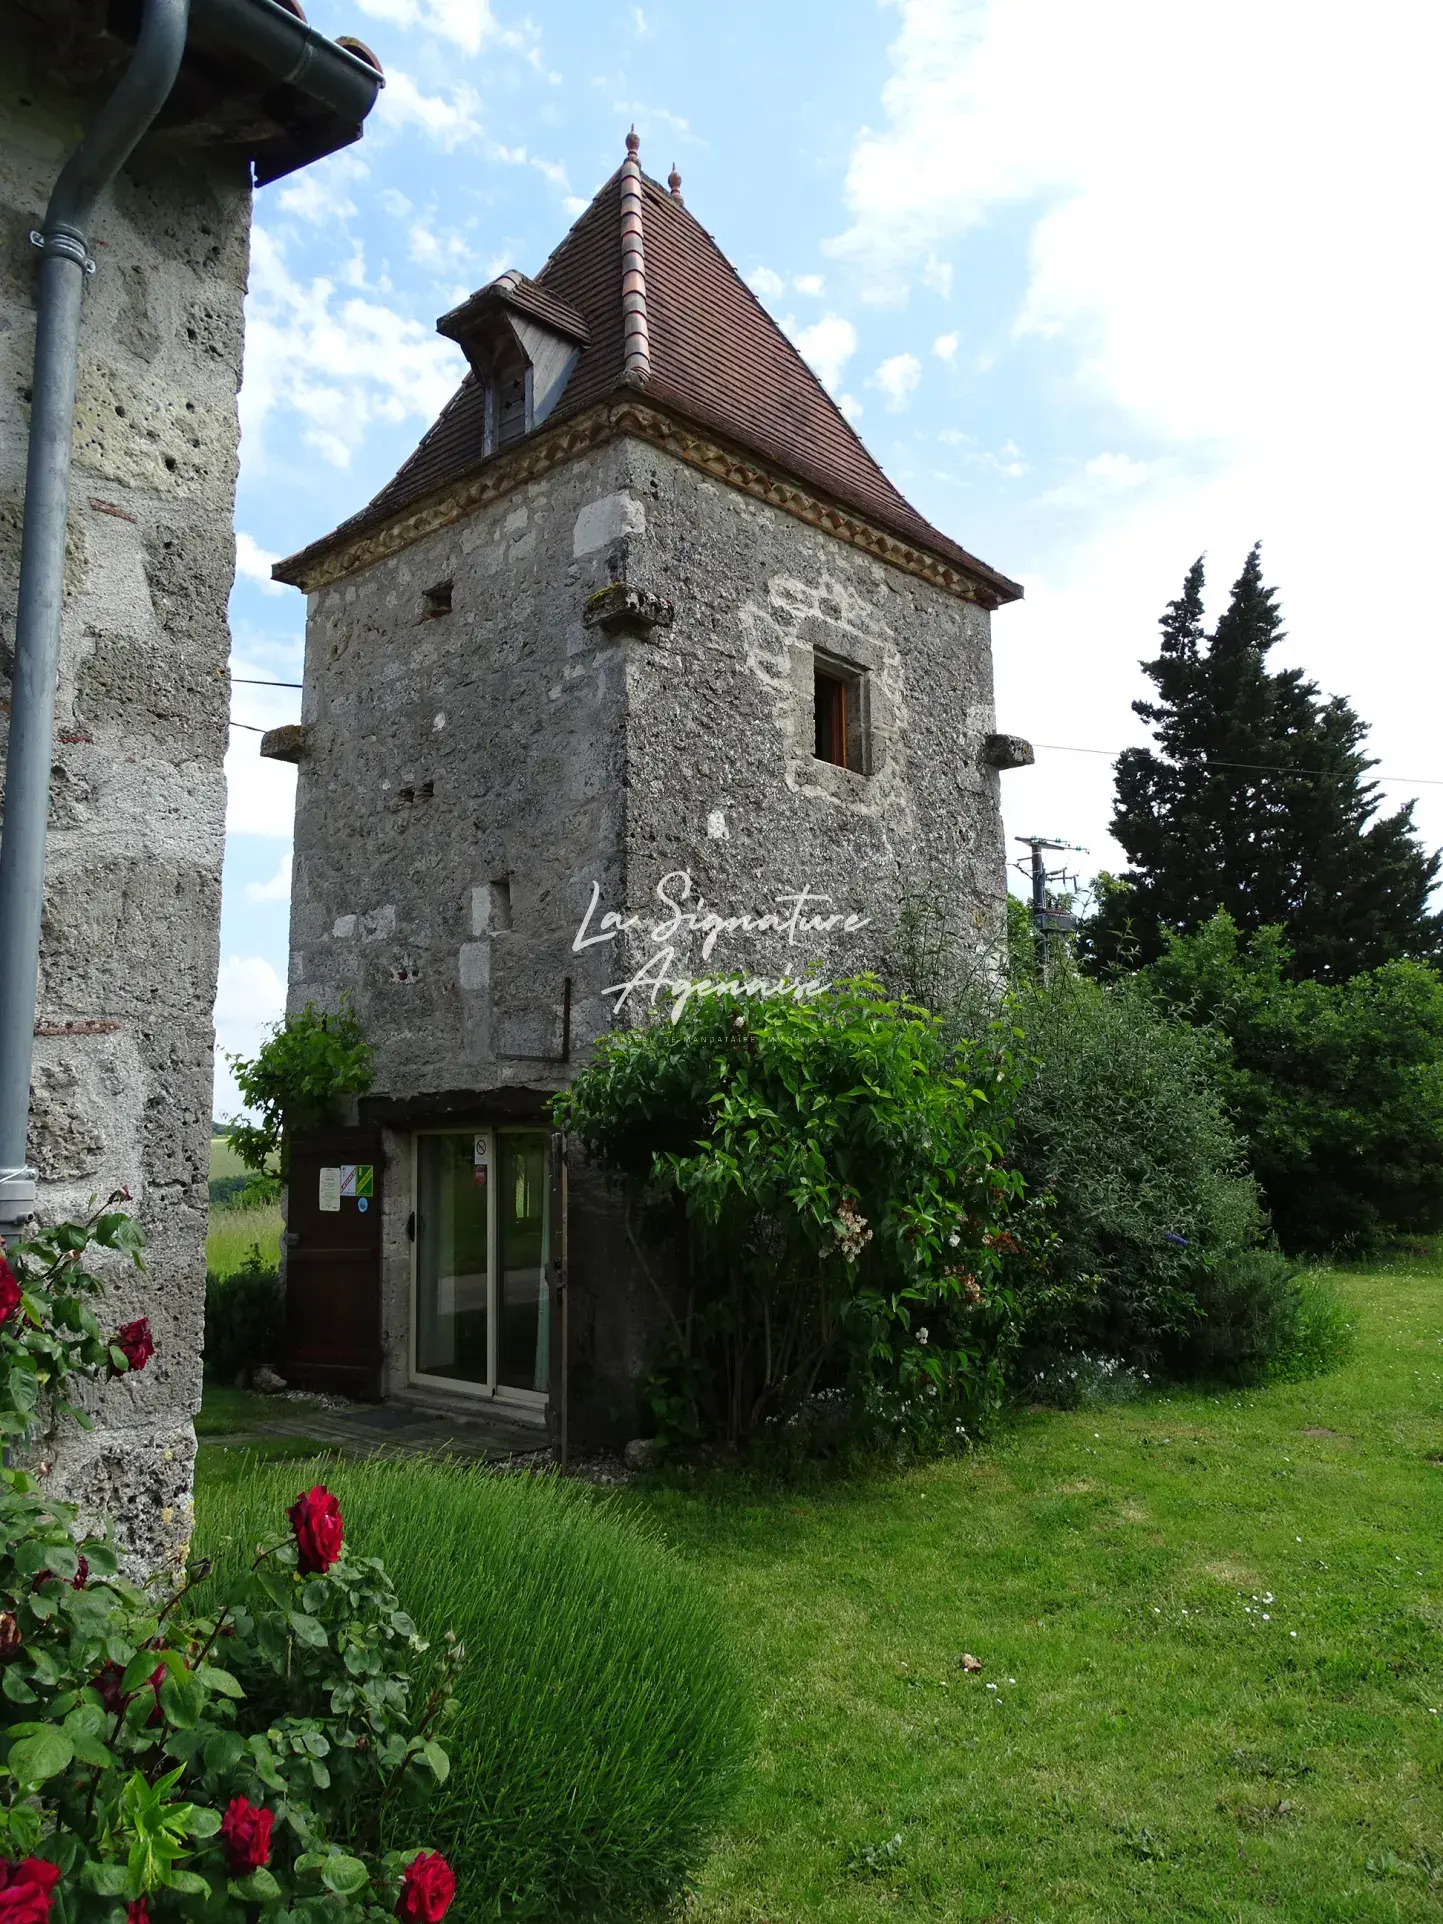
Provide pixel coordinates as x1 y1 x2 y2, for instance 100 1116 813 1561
416 1134 489 1384
497 1132 549 1393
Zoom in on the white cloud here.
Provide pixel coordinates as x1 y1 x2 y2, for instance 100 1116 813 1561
633 7 651 35
239 227 463 468
747 265 785 299
985 439 1029 478
784 313 859 395
793 273 825 296
933 330 960 362
381 71 485 147
839 394 863 424
379 187 414 220
213 954 288 1118
225 733 297 839
871 351 922 410
1085 451 1150 488
277 169 358 224
246 852 293 905
350 0 536 58
830 0 1443 872
921 254 954 297
235 532 284 596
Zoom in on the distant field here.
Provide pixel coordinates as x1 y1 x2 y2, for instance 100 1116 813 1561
209 1135 248 1182
207 1193 282 1279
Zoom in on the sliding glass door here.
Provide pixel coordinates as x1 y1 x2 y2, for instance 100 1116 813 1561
413 1129 549 1400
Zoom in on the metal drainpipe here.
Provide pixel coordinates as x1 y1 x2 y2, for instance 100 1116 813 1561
0 0 191 1242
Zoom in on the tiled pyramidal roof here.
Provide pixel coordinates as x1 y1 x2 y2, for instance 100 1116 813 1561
280 136 1021 603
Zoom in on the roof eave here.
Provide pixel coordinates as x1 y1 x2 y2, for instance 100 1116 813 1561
272 390 1023 608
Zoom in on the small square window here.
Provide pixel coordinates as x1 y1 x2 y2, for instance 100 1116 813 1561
422 580 453 618
813 659 866 772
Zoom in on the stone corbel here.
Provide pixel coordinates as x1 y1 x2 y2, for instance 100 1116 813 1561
582 582 675 638
983 732 1035 770
260 723 311 764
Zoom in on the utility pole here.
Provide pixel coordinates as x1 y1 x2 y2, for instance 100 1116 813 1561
1013 836 1087 977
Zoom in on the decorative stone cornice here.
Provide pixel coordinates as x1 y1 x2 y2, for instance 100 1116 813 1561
275 398 1003 608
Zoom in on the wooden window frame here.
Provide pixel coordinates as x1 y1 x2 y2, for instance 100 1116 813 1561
813 656 868 774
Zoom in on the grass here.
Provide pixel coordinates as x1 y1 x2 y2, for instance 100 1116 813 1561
188 1258 1443 1919
209 1135 248 1182
192 1455 750 1923
206 1196 282 1279
207 1134 280 1277
625 1256 1443 1922
193 1385 327 1437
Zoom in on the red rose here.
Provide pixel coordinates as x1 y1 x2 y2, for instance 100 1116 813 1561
0 1259 20 1329
0 1615 20 1661
0 1858 61 1924
94 1661 126 1714
220 1797 273 1876
32 1555 87 1593
288 1485 343 1575
146 1662 167 1728
395 1853 454 1924
110 1318 155 1376
126 1901 150 1924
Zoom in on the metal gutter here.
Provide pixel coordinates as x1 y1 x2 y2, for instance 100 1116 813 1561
0 0 383 1240
0 0 191 1240
187 0 383 183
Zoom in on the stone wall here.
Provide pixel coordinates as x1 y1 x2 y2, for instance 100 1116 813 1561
288 428 1008 1437
0 35 250 1571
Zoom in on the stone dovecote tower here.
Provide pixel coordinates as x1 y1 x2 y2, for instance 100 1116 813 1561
271 134 1028 1448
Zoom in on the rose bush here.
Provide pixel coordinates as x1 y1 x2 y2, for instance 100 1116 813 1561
0 1201 458 1924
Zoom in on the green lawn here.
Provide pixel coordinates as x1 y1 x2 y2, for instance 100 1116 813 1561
189 1260 1443 1919
629 1259 1443 1922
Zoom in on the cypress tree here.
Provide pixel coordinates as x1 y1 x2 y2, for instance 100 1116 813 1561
1085 545 1443 981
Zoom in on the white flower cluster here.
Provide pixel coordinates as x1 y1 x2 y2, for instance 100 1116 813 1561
834 1196 874 1263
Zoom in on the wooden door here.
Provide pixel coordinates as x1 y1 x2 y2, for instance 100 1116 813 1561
284 1127 384 1397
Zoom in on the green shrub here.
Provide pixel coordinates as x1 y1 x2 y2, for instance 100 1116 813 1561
886 898 1351 1386
998 969 1268 1367
553 978 1027 1454
1142 913 1443 1253
195 1456 749 1923
226 1000 374 1180
204 1245 282 1382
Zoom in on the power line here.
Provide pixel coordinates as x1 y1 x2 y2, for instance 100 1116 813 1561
1031 742 1443 788
231 676 303 688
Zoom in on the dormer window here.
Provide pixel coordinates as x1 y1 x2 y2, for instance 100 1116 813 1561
494 347 530 448
437 273 589 460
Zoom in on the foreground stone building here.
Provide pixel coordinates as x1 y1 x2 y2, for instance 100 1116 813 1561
0 0 380 1565
272 136 1028 1448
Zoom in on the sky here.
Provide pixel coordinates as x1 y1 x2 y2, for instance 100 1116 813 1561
216 0 1443 1117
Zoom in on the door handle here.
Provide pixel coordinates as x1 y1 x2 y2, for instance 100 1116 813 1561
282 1231 301 1248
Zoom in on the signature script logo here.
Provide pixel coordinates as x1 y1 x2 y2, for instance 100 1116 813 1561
572 869 871 1022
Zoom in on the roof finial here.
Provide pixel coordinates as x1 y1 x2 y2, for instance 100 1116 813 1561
619 126 651 385
625 125 640 157
667 163 683 203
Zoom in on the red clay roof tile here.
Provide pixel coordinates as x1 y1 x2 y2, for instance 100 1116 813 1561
280 155 1021 604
